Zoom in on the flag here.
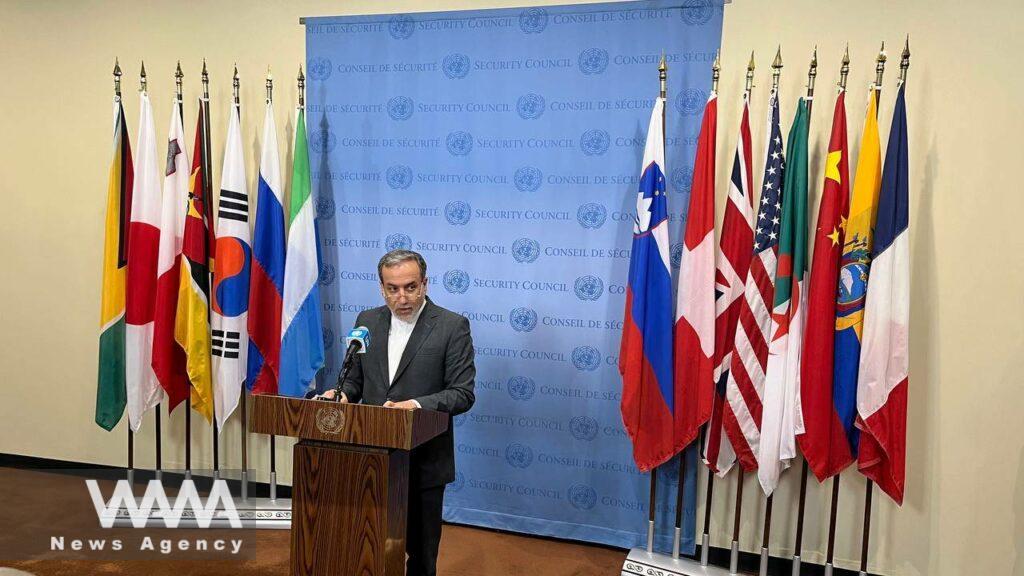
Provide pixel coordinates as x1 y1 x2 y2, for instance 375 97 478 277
247 101 286 395
723 89 785 471
152 101 191 411
280 107 325 397
212 102 251 428
125 90 164 431
619 97 680 472
703 94 754 475
674 93 717 451
798 91 853 480
96 95 133 431
857 84 909 505
833 90 882 459
174 103 215 422
758 97 809 496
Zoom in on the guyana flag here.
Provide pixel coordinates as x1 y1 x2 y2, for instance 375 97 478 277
96 96 133 430
174 103 214 422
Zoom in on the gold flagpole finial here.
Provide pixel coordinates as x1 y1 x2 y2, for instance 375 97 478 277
745 51 755 95
839 44 850 91
201 58 210 100
175 61 184 102
658 52 667 99
140 60 147 93
771 46 783 91
711 49 720 94
806 46 818 102
266 66 274 104
233 64 240 106
875 42 887 91
899 35 911 86
298 64 306 109
114 58 122 98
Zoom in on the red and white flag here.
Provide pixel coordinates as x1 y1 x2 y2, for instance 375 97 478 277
703 95 754 475
125 90 164 431
722 89 785 471
674 93 717 450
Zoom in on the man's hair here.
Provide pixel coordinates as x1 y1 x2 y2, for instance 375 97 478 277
377 249 427 283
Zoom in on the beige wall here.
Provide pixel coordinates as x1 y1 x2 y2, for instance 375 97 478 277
1 1 1022 575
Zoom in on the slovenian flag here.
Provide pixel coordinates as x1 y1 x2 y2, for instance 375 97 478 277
247 100 286 395
279 106 325 397
619 96 679 472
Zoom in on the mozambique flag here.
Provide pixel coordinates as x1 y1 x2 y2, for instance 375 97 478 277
96 96 133 430
174 103 214 422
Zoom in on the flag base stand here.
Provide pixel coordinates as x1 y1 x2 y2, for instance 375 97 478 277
622 548 734 576
108 496 292 529
791 555 802 576
758 547 769 576
824 562 834 576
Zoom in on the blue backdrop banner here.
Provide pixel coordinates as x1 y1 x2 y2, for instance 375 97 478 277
304 0 723 552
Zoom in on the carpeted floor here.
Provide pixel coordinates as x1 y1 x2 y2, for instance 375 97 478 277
0 467 625 576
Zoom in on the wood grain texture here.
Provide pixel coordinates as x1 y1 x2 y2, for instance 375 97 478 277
249 395 448 449
291 441 410 576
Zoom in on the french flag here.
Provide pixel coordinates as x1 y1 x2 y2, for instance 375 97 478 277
619 97 680 472
247 101 286 395
856 84 910 505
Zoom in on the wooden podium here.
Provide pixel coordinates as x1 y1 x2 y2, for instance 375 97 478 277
250 394 449 576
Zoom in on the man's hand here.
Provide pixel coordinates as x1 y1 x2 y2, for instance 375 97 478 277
317 389 348 403
383 400 419 410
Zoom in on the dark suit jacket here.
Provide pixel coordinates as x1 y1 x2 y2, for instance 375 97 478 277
337 297 475 488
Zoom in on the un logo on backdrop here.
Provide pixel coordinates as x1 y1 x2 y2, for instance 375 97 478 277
579 129 610 156
319 263 336 287
315 196 335 220
518 7 548 33
445 200 472 225
577 48 609 75
388 15 415 39
387 96 414 121
568 484 597 510
672 165 694 195
322 327 334 351
577 203 607 229
676 88 707 116
511 238 540 263
681 0 714 25
386 165 413 190
574 275 604 301
448 472 466 493
509 307 538 332
671 242 684 269
505 443 534 469
309 129 337 154
569 416 599 441
385 233 412 251
507 376 536 401
514 166 543 192
453 414 468 427
443 269 470 294
307 57 332 81
446 131 474 156
571 346 602 371
516 93 545 120
442 53 470 79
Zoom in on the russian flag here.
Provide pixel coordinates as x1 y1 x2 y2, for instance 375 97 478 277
619 97 680 472
247 101 286 395
856 84 910 505
279 107 325 397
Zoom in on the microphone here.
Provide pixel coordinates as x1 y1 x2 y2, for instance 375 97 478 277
326 326 371 402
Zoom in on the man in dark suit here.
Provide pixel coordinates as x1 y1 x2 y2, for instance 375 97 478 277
322 249 475 576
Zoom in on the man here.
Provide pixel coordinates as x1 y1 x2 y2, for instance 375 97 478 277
321 249 475 576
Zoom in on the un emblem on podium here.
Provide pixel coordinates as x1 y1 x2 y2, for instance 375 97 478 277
315 406 346 435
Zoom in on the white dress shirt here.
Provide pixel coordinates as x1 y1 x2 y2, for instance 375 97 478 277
387 301 426 407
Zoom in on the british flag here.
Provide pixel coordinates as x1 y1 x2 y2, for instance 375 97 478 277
721 89 785 470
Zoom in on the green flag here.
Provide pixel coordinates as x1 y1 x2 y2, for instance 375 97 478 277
774 98 809 310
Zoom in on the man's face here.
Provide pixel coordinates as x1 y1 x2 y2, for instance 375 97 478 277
380 260 427 321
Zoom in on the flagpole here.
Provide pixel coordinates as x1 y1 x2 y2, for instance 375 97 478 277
819 46 851 576
266 68 279 501
790 45 817 576
749 44 784 576
115 58 137 486
172 61 194 482
231 64 250 501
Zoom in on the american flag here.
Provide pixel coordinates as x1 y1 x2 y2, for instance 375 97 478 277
702 94 755 475
721 89 785 470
